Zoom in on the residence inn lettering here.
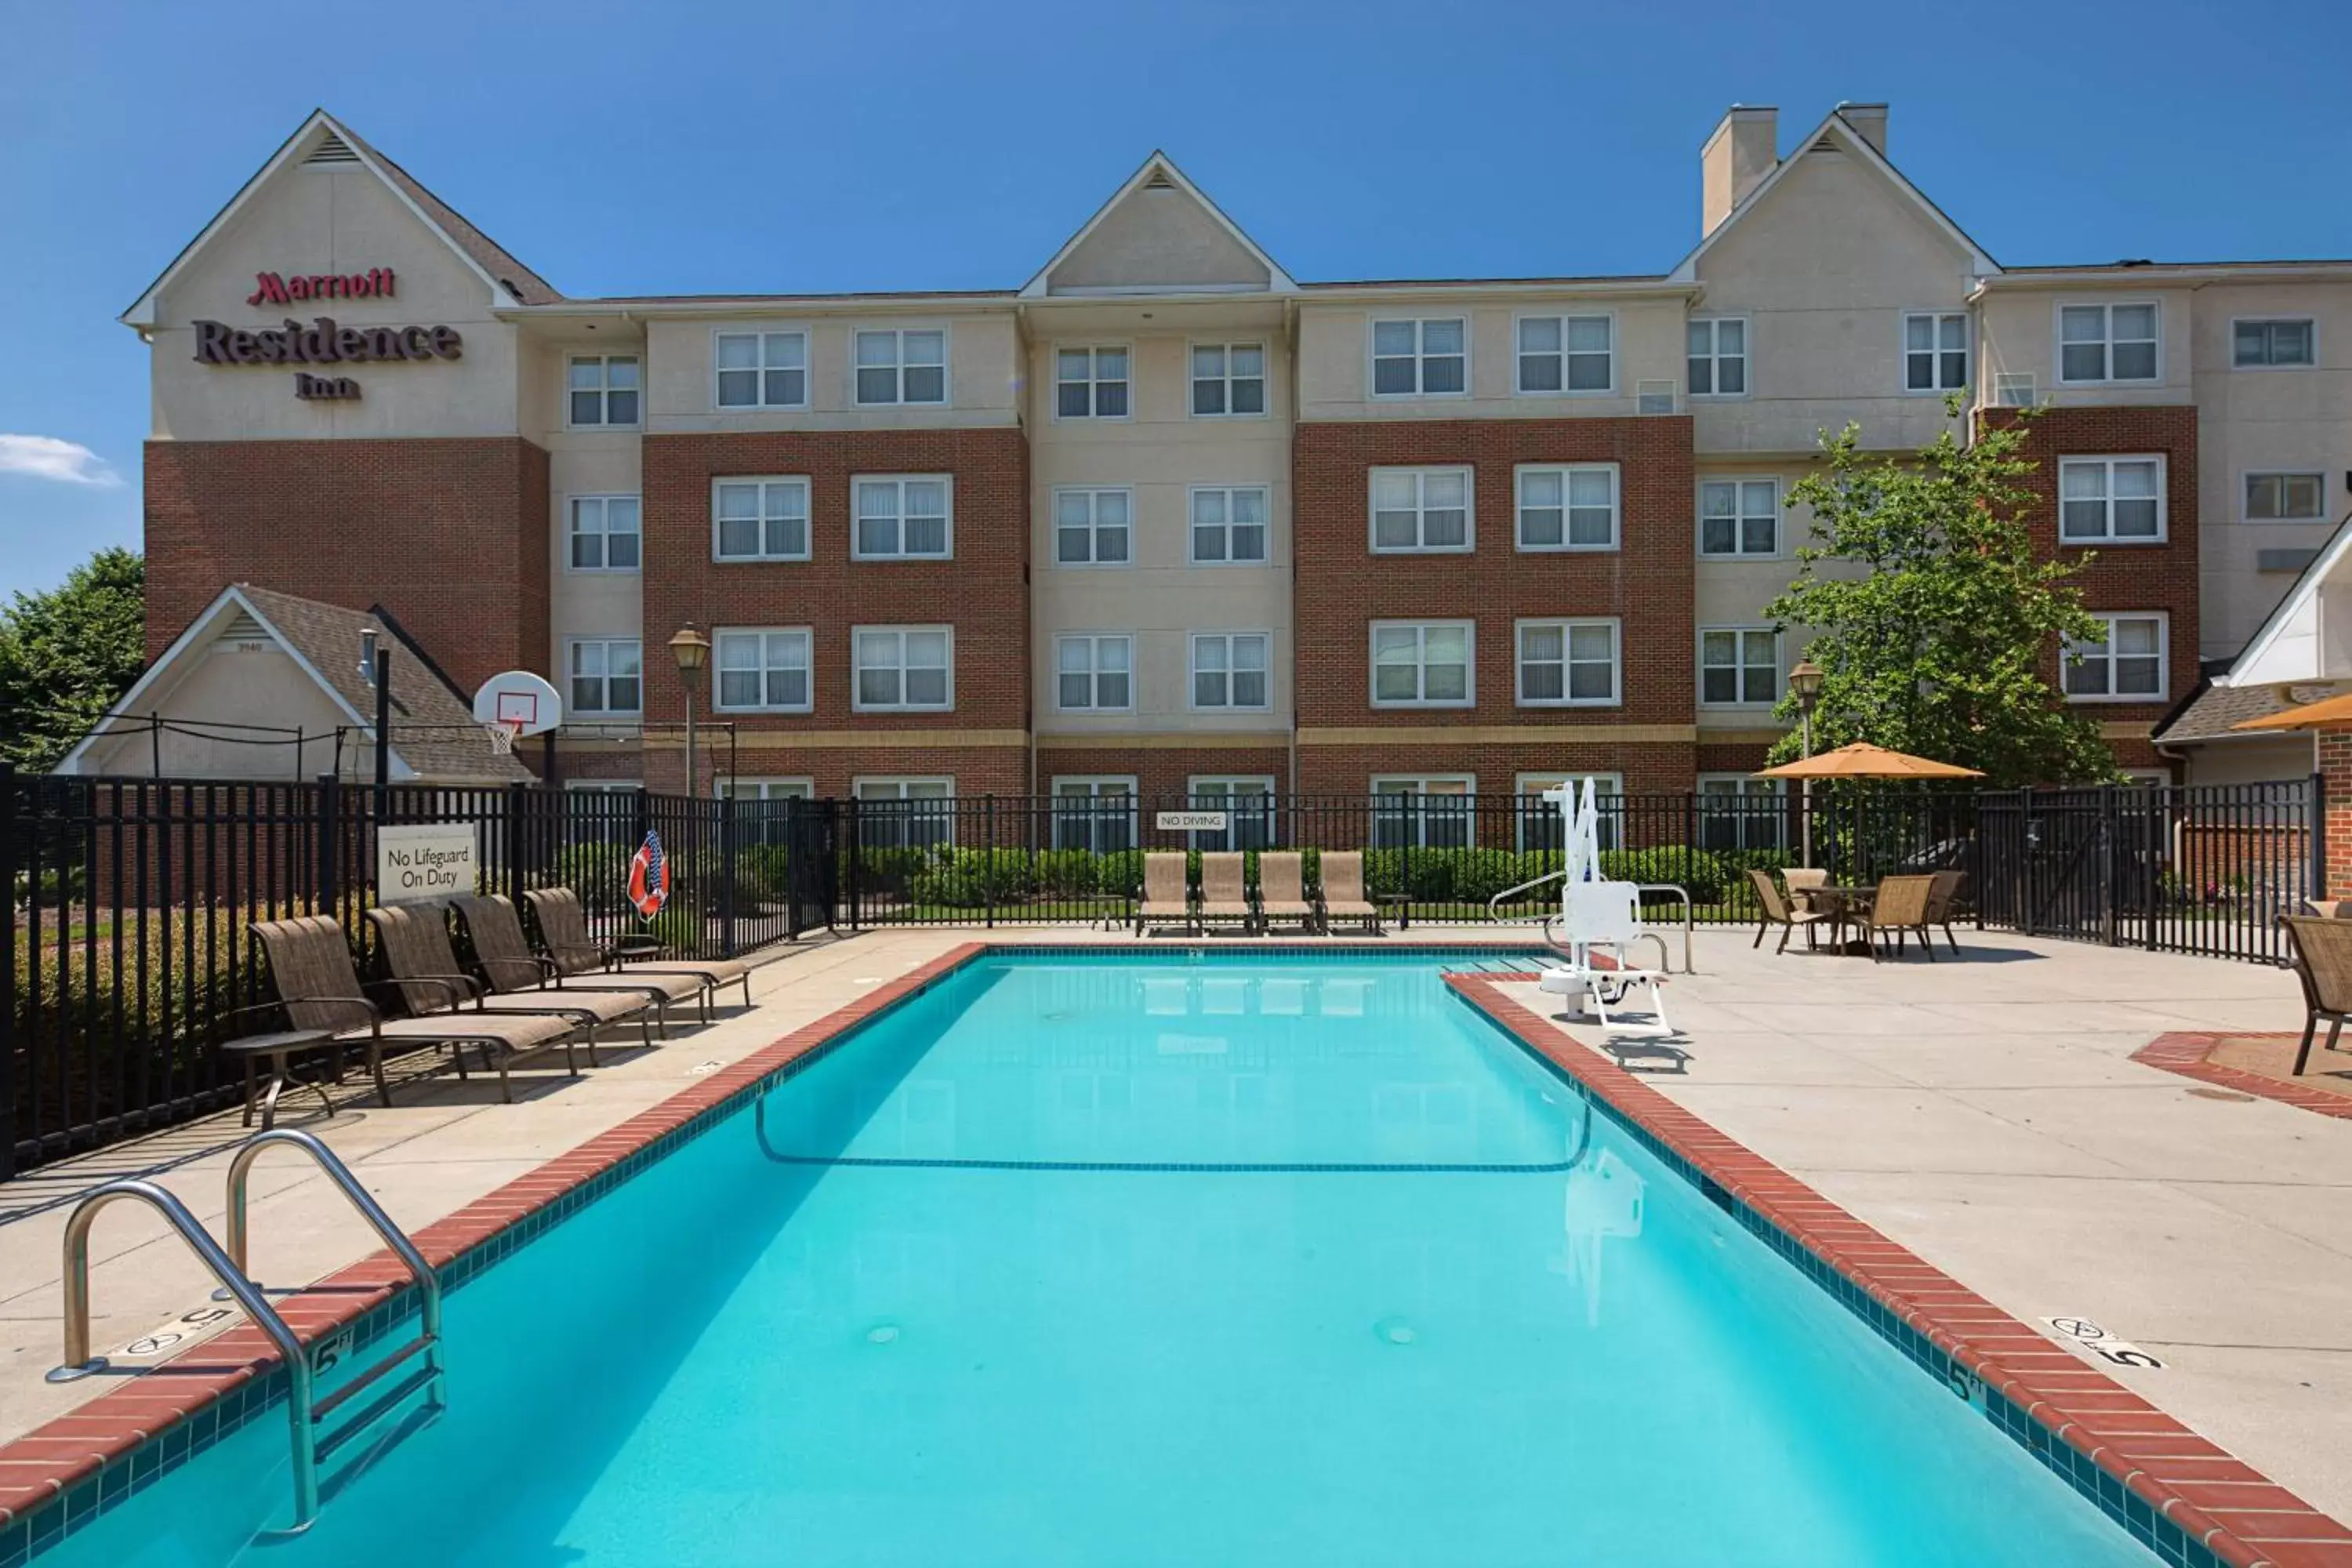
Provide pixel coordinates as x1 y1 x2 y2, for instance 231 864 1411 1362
194 269 461 401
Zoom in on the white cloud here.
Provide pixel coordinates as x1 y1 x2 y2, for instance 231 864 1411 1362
0 434 122 487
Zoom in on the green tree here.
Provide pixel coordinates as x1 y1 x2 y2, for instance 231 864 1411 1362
1765 401 2118 786
0 548 146 772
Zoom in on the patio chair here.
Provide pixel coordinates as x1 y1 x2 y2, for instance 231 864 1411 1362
2280 916 2352 1075
1923 869 1967 955
1318 851 1381 935
1135 852 1193 935
1198 853 1256 933
523 887 756 1012
1744 867 1837 954
247 916 586 1107
368 902 656 1048
1257 852 1316 935
1783 866 1829 898
456 894 706 1025
1859 874 1940 963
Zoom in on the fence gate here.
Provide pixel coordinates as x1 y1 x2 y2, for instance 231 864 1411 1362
784 799 840 938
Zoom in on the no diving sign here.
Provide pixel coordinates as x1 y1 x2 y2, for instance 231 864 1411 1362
377 822 480 904
2042 1316 2164 1370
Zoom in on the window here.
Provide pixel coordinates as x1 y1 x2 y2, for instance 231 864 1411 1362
854 328 946 405
1190 633 1271 710
713 628 812 713
2057 303 2158 384
568 355 640 426
1370 776 1473 849
2234 318 2315 368
2058 457 2165 543
1515 772 1623 852
1904 312 1969 393
1516 314 1613 394
1192 343 1266 416
567 638 642 716
568 495 641 572
1055 634 1132 711
1051 777 1136 852
2064 613 2167 701
714 331 808 408
566 780 642 793
1697 776 1785 852
1185 776 1276 851
1699 627 1778 706
1190 486 1269 564
1370 318 1467 397
853 476 953 559
564 779 641 842
713 478 810 561
717 778 813 800
1055 347 1129 419
853 627 953 711
1370 467 1472 553
1515 619 1619 707
1371 622 1473 707
1700 478 1780 557
1054 488 1131 567
854 777 953 849
718 777 814 844
2246 472 2326 522
1515 464 1617 550
1687 318 1748 397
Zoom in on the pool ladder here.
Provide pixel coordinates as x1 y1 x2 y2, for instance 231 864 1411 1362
46 1127 447 1534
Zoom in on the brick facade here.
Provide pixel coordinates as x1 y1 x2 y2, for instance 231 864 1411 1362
2323 729 2352 900
1035 745 1293 801
144 437 552 696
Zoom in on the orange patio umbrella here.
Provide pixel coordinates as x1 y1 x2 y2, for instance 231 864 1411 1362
1754 741 1984 780
2230 692 2352 732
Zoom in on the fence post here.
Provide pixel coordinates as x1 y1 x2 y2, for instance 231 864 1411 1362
0 763 16 1181
720 789 739 958
314 773 340 919
2311 771 2328 911
503 782 528 904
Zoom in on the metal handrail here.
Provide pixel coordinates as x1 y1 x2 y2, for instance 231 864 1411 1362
223 1130 441 1346
1486 866 1568 918
1505 877 1695 974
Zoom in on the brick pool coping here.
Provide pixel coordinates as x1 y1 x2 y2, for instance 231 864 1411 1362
2133 1032 2352 1123
1448 974 2352 1568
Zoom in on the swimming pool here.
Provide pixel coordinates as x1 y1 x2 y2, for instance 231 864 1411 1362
30 950 2161 1566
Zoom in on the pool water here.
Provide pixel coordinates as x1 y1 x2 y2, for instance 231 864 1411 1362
45 954 2154 1566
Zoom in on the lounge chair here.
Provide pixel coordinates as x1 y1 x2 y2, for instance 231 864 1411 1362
453 893 696 1028
1257 852 1316 935
522 887 756 1012
1859 874 1939 963
1923 869 1966 955
246 916 587 1106
368 902 656 1048
1318 851 1381 935
2281 916 2352 1074
1745 867 1837 954
1198 853 1255 933
1135 851 1193 935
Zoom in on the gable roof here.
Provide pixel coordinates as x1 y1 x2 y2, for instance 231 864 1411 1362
1021 151 1296 299
2211 509 2352 691
121 109 561 328
1667 107 2000 285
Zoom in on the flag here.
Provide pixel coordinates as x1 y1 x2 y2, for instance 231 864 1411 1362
628 829 670 918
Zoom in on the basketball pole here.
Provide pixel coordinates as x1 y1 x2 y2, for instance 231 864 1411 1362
372 647 392 794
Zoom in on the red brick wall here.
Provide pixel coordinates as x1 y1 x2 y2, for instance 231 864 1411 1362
1294 740 1693 797
655 743 1027 798
1035 746 1292 801
2323 729 2352 899
143 438 551 695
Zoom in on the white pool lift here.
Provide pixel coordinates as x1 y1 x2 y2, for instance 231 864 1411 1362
1534 779 1674 1040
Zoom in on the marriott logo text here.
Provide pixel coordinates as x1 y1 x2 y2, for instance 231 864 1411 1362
245 268 395 305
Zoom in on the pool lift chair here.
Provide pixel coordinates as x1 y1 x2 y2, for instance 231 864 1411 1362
1534 780 1674 1040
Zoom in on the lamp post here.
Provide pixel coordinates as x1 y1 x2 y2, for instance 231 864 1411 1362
1788 659 1825 869
668 624 712 797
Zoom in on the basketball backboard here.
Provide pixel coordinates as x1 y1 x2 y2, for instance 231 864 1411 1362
472 670 564 737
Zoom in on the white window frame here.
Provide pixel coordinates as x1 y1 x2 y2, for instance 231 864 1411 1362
1512 311 1616 397
1369 775 1476 849
2057 456 2168 545
2063 612 2169 704
712 327 810 410
1513 771 1623 852
1901 310 1971 395
1049 775 1139 851
1697 774 1787 852
1188 632 1272 713
566 494 641 574
2055 300 2161 386
710 477 811 563
1697 626 1780 710
1698 477 1781 558
1051 486 1133 568
717 777 815 801
566 353 641 429
1686 316 1750 399
1514 463 1619 553
1514 618 1621 709
2231 317 2318 371
852 776 955 848
1188 485 1272 565
564 637 643 717
851 474 955 561
1189 341 1269 419
853 776 953 800
1368 316 1469 400
1052 344 1132 421
2243 470 2328 524
1370 620 1475 710
1185 775 1277 851
1368 466 1474 554
851 326 950 407
712 626 815 715
1054 633 1134 713
566 779 643 793
851 625 954 713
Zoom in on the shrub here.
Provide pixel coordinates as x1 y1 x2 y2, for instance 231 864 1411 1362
1599 847 1729 906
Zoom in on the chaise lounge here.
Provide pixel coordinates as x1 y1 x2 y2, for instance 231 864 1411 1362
523 887 757 1013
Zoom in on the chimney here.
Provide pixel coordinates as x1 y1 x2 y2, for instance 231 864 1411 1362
1837 101 1888 156
1700 106 1777 236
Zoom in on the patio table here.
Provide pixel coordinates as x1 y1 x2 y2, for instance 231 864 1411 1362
1794 885 1878 955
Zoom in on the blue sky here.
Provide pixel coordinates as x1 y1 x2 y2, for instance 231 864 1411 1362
2 0 2345 601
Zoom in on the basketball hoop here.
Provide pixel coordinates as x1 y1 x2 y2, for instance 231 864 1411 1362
484 719 522 756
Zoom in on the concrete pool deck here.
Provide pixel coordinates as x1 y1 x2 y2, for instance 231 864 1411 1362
1 924 2345 1548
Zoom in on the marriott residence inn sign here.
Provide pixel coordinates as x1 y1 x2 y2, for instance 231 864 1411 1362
191 268 464 400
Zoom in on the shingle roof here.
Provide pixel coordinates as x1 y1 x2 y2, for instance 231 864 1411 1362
2150 678 2299 746
332 120 564 306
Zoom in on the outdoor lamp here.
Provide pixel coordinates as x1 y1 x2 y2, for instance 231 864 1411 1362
1788 659 1825 710
670 623 713 798
1788 657 1826 870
